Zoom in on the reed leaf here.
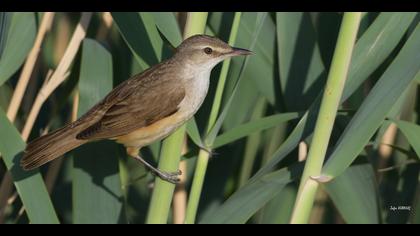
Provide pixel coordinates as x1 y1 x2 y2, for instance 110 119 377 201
0 12 36 86
72 39 124 224
322 24 420 178
0 108 58 223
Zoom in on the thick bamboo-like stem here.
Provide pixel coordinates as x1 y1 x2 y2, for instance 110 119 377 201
146 12 208 224
185 12 242 224
290 12 361 224
299 141 328 224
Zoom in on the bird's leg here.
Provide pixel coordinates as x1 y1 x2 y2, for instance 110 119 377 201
126 147 182 184
132 155 182 184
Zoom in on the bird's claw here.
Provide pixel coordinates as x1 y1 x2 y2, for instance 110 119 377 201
155 169 182 184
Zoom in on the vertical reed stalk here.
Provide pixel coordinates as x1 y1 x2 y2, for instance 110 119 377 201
185 12 242 224
146 12 208 224
290 12 361 224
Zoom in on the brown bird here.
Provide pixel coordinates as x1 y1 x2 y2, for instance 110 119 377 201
21 34 252 183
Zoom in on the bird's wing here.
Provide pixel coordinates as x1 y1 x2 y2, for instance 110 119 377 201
75 65 186 140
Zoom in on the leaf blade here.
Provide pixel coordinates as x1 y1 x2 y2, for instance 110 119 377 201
325 163 380 223
251 12 418 181
151 12 182 47
72 39 124 224
0 108 59 223
323 24 420 178
199 164 302 224
0 12 36 86
213 112 301 148
393 119 420 159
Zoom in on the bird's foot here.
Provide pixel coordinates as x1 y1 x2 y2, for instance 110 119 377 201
153 169 182 184
131 153 182 184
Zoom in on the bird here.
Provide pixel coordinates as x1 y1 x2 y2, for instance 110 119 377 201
21 34 253 183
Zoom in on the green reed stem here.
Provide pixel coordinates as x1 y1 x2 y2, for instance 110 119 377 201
185 12 242 224
146 12 208 224
289 12 362 224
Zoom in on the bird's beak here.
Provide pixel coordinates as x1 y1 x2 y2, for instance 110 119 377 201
227 47 254 57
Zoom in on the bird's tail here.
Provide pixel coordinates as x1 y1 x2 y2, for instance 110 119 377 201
21 124 87 170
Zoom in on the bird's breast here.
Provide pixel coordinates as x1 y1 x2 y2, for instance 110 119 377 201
115 70 211 148
177 70 211 119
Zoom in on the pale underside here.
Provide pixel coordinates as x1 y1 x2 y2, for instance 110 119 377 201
114 68 210 150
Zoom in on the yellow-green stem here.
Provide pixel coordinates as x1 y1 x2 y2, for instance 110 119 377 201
290 12 362 224
146 126 187 224
184 149 210 223
206 12 242 132
184 12 242 224
146 12 208 224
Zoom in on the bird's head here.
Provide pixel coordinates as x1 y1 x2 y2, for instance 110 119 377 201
175 34 253 70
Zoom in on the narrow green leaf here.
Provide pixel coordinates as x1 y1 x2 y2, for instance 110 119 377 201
186 118 204 147
238 97 267 187
235 13 276 104
73 39 124 224
276 12 326 111
325 163 380 223
205 12 243 133
372 83 414 151
213 112 301 149
259 185 297 224
0 12 36 86
0 108 59 223
205 13 266 146
0 83 12 110
151 12 182 47
112 12 183 71
0 12 12 59
250 12 418 181
393 119 420 159
221 71 261 130
323 24 420 178
138 13 163 60
111 12 159 69
209 12 276 104
199 164 302 224
207 13 260 131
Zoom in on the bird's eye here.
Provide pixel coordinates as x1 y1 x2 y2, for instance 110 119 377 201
204 47 213 54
